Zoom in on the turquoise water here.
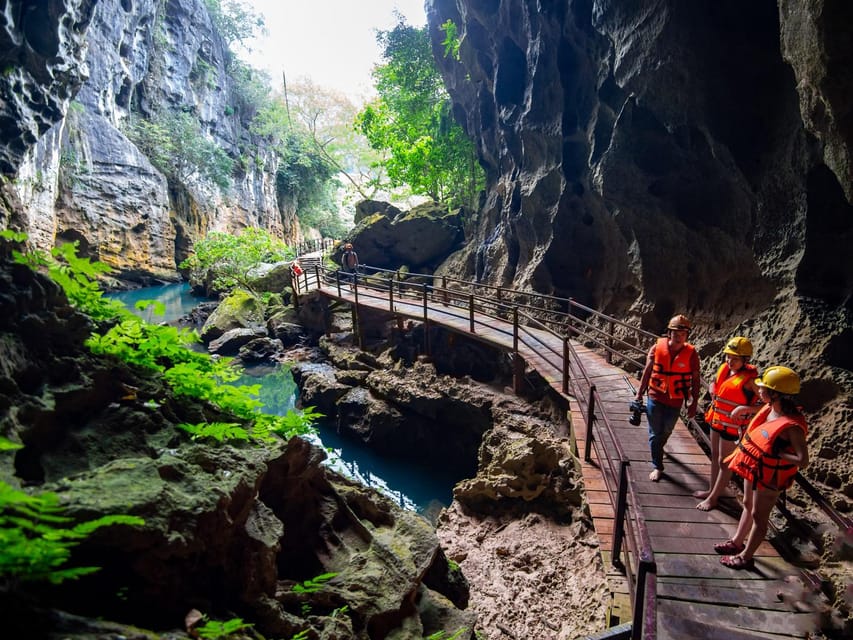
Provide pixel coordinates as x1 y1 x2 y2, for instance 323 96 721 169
110 283 464 515
238 366 462 515
106 282 212 324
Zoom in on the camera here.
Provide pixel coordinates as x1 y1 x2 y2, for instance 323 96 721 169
628 399 646 426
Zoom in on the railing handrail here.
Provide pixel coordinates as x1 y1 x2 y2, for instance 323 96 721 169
299 261 850 638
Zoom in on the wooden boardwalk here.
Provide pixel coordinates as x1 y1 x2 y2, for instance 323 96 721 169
309 280 817 639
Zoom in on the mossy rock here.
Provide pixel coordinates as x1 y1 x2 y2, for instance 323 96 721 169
200 288 266 342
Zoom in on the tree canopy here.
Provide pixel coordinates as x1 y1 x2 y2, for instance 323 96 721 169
355 20 484 209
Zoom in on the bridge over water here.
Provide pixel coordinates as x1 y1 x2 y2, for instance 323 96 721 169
290 250 841 639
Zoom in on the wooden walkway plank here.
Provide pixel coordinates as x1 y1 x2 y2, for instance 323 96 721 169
313 283 815 639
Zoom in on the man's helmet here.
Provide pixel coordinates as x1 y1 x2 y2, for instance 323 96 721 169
757 366 800 395
667 314 692 332
723 336 753 358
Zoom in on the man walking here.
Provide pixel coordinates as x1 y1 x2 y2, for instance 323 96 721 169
635 314 701 481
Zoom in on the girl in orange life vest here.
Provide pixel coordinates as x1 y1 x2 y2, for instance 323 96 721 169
694 336 761 511
715 366 808 570
635 314 701 482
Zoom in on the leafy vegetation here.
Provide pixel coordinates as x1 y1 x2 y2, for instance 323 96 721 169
356 19 484 208
7 234 319 446
0 481 144 584
179 227 294 294
291 572 338 594
203 0 265 49
195 616 253 639
125 110 234 191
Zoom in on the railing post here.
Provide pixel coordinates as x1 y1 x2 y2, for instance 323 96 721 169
389 272 394 311
567 297 574 337
562 337 569 394
442 276 448 305
469 294 475 332
422 284 431 356
583 384 596 463
336 270 342 297
513 307 519 353
607 320 614 363
612 459 629 565
633 558 656 640
512 308 524 394
353 273 359 304
422 283 428 320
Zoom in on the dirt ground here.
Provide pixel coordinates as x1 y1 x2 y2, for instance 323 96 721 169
436 504 609 640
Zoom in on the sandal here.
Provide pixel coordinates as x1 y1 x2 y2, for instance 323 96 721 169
713 539 745 555
720 555 754 570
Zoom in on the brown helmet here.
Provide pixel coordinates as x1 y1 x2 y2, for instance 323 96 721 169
667 314 692 332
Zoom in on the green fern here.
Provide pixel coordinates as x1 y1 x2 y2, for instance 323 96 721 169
0 437 23 452
195 616 253 639
177 422 250 444
0 481 144 584
292 571 337 594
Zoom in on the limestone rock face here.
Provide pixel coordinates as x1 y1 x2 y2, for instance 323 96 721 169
3 0 294 280
0 0 97 177
426 0 853 506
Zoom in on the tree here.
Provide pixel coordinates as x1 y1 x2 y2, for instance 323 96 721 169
126 111 233 191
355 19 484 208
179 228 293 294
251 98 343 237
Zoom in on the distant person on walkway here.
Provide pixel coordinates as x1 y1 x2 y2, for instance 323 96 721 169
695 336 761 510
635 314 701 482
715 366 808 570
341 242 359 283
290 260 304 292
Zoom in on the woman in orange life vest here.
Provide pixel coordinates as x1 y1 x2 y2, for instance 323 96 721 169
715 366 808 570
694 336 761 511
635 314 701 482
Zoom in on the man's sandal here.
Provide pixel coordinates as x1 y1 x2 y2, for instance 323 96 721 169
720 555 754 570
713 539 745 555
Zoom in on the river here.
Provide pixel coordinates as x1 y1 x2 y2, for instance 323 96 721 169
108 283 462 515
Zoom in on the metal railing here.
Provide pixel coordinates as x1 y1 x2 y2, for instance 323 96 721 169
297 262 849 639
302 263 657 637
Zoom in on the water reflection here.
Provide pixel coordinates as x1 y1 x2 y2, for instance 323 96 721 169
106 282 213 324
238 365 459 516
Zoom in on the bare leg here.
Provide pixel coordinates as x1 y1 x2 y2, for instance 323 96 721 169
696 439 737 511
730 481 755 546
731 487 779 563
694 431 721 498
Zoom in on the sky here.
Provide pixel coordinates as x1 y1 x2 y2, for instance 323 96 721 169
243 1 428 104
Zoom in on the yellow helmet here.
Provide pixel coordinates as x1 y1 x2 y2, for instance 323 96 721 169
723 336 753 358
757 366 800 395
667 314 692 331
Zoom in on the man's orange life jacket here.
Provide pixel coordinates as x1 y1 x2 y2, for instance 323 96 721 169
724 405 808 491
649 337 696 405
705 362 759 439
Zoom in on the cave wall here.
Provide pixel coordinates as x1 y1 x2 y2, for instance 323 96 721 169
426 0 853 504
1 0 298 281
